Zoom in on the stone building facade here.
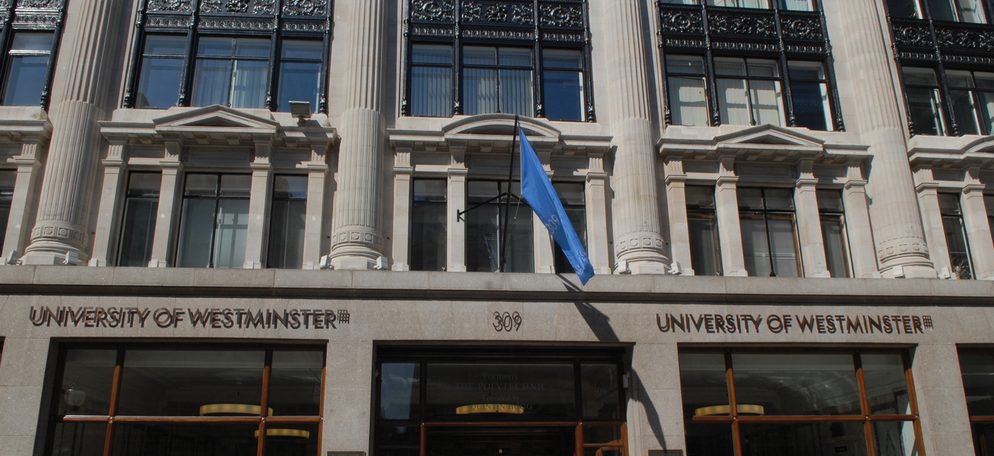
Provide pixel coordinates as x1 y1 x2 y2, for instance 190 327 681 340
0 0 992 455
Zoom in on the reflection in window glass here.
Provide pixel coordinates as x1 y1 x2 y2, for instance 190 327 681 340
903 67 945 135
463 47 533 116
679 352 728 419
277 40 322 113
117 173 160 267
135 35 186 109
268 350 323 416
716 58 784 127
733 352 860 415
411 179 446 271
379 363 420 421
425 363 575 419
741 422 867 456
959 352 994 416
581 364 620 420
268 175 307 269
862 353 911 414
667 55 709 126
888 0 922 18
2 32 54 106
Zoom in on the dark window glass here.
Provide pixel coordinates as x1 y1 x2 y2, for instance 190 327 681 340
466 180 533 273
51 422 106 456
926 0 986 22
715 57 784 127
543 49 585 121
789 61 831 131
862 353 911 415
267 350 324 416
410 44 453 117
192 37 270 108
974 423 994 456
960 352 994 416
903 67 945 136
56 349 118 416
2 32 54 106
687 185 722 276
817 189 851 278
778 0 816 11
276 40 322 113
553 182 586 274
111 423 259 456
268 175 307 269
679 352 728 419
740 422 867 455
732 352 861 415
463 46 534 116
939 192 974 279
424 362 575 419
739 188 800 277
0 170 14 254
379 363 420 421
686 423 734 456
117 173 160 267
177 174 250 268
410 179 446 271
887 0 922 17
580 364 620 420
946 70 994 136
135 35 186 109
666 55 709 126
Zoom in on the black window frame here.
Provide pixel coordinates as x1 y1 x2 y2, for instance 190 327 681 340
738 187 803 277
945 68 994 136
658 0 845 131
403 0 596 122
124 0 332 113
115 171 161 267
0 2 66 108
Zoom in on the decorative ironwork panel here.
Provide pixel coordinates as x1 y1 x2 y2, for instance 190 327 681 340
411 0 455 23
12 11 59 27
541 30 583 43
147 0 193 13
461 1 534 27
146 14 194 28
780 14 822 41
282 0 329 17
539 3 582 28
409 0 585 40
708 11 776 39
944 54 994 67
896 50 938 63
891 21 934 49
462 27 533 40
659 7 704 35
410 24 456 37
199 16 276 30
934 25 994 54
784 44 826 55
200 0 277 15
15 0 62 9
711 40 778 53
662 37 707 50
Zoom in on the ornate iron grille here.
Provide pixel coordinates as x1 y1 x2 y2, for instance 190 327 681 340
656 1 844 131
0 0 66 108
125 0 332 111
403 0 595 121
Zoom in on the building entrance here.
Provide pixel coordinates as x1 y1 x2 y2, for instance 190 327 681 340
426 426 574 456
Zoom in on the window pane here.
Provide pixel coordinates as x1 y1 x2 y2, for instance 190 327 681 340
874 421 920 456
544 49 582 69
738 188 765 210
111 423 259 456
463 46 496 65
56 349 118 416
667 55 706 75
718 78 750 125
749 79 783 126
888 0 921 18
268 350 323 416
862 353 911 415
277 61 321 113
957 0 988 23
790 81 830 130
177 198 217 268
220 174 251 196
768 216 799 277
973 423 994 456
411 179 447 271
0 170 12 254
185 174 219 196
264 422 319 456
747 59 779 78
379 362 420 420
741 216 772 277
903 67 938 85
500 68 534 116
689 214 722 276
960 352 994 416
817 189 844 212
732 352 860 415
192 59 234 106
268 176 307 269
230 59 268 108
943 214 973 279
544 69 583 121
499 48 532 66
780 0 815 11
466 182 501 272
117 349 264 416
281 39 321 60
424 363 575 419
669 77 708 126
978 91 994 134
740 422 867 456
412 44 452 65
821 215 850 278
950 89 980 135
581 364 620 420
506 206 534 273
411 66 452 117
136 35 186 109
906 87 943 135
234 38 270 58
679 352 728 419
118 173 161 267
198 37 236 57
51 423 106 456
929 0 957 21
714 58 746 76
214 198 249 268
554 182 585 273
686 424 733 456
463 68 498 115
3 55 50 106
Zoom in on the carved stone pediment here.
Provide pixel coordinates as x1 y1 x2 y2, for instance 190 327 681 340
153 105 278 140
660 124 869 165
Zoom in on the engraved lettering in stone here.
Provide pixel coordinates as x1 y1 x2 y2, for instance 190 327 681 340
656 312 935 336
29 305 353 330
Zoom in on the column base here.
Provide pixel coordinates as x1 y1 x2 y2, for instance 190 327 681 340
330 255 385 271
880 264 936 279
20 249 85 266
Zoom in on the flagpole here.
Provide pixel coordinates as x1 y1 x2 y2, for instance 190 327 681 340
500 115 519 273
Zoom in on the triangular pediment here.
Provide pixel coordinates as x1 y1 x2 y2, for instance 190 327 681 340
153 105 279 136
715 124 825 149
443 114 561 141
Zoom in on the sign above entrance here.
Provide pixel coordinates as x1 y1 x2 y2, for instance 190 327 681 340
455 404 526 415
657 312 935 336
29 305 352 330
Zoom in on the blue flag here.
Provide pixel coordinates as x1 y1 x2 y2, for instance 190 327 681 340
518 129 595 284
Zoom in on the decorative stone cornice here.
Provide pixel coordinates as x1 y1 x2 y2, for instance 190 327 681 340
659 124 871 166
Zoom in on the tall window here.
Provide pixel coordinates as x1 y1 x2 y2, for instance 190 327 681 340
987 194 994 241
686 185 722 276
2 32 56 106
405 0 594 122
666 55 709 127
902 67 946 136
947 70 994 136
268 175 307 269
410 179 447 271
680 349 924 455
888 0 989 22
44 344 324 456
117 173 161 267
788 61 833 131
738 188 801 277
176 174 250 269
818 189 851 278
553 182 586 274
716 57 784 127
128 0 330 112
0 170 13 254
961 348 994 456
939 192 974 279
466 180 533 273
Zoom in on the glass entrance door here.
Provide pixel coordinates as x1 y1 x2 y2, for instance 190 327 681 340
427 427 574 456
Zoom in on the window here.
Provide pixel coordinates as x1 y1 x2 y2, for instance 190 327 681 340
2 32 56 106
939 192 975 279
788 61 834 131
818 190 851 278
987 194 994 242
0 170 13 254
929 0 988 22
739 188 801 277
666 55 709 127
960 349 994 456
888 0 925 18
660 0 816 11
117 173 160 267
902 67 946 136
947 70 994 136
404 0 593 121
680 349 923 456
687 185 722 276
128 0 330 112
553 182 586 273
466 180 533 273
176 174 250 268
410 179 447 271
267 175 307 269
716 57 784 127
44 344 324 456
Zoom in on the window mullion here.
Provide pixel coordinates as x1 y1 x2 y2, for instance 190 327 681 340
533 0 544 118
266 14 281 111
101 349 126 456
178 7 200 107
209 176 222 269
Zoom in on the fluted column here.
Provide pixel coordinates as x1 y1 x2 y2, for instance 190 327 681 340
328 0 387 270
823 0 935 278
598 0 668 274
21 0 127 265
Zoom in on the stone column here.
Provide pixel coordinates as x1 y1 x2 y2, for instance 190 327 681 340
599 0 668 274
794 160 830 278
243 140 273 269
585 152 611 274
0 337 52 454
715 156 746 276
822 0 934 278
328 0 388 270
913 344 976 456
842 162 879 278
148 142 182 268
301 151 328 270
914 168 951 277
391 147 412 272
21 0 128 265
88 141 127 266
664 159 693 275
2 141 44 261
961 168 994 280
446 147 467 273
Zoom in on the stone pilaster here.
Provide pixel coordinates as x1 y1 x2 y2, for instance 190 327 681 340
148 142 183 268
328 0 388 270
88 141 127 266
585 152 611 275
842 162 879 278
715 156 746 277
599 0 668 274
391 146 412 272
914 168 950 277
663 159 692 275
2 142 44 261
21 0 128 265
301 149 329 270
823 0 934 278
243 140 273 269
961 168 994 280
446 149 468 273
795 160 829 278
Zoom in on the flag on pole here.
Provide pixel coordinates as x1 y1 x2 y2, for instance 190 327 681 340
518 129 595 285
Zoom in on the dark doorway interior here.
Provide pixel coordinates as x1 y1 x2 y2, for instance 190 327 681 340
427 426 574 456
